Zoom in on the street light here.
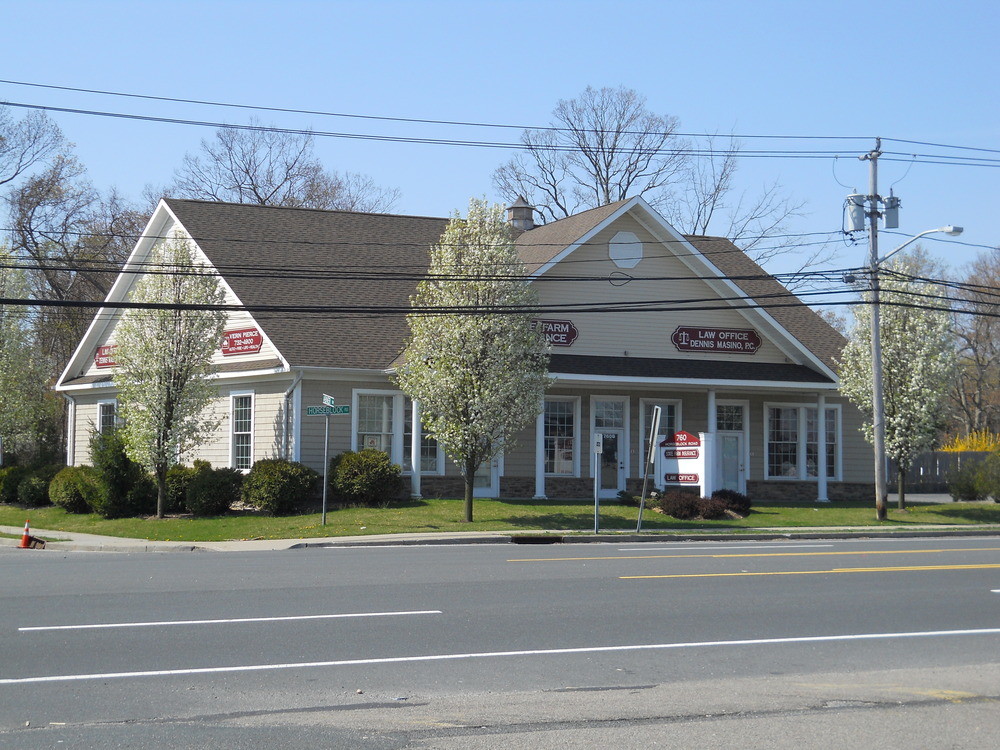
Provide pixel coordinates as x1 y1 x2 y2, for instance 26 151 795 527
869 225 963 519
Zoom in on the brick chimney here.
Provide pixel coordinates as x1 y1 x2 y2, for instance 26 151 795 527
506 195 535 231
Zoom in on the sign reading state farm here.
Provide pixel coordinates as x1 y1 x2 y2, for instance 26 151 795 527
221 328 264 356
531 319 578 347
671 326 761 355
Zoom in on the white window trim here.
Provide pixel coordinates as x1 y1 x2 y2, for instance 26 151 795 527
763 402 842 481
589 395 631 479
351 389 443 475
96 399 118 433
230 390 255 471
544 396 581 477
639 398 682 455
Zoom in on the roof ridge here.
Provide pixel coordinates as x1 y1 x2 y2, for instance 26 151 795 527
164 197 448 223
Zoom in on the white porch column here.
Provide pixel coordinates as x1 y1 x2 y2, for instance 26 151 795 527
410 399 422 499
817 393 829 502
534 407 547 499
706 389 717 492
707 389 717 433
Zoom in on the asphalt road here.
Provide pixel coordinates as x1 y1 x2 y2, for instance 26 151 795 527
2 536 999 748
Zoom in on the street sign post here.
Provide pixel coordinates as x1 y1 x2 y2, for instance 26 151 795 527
307 404 352 523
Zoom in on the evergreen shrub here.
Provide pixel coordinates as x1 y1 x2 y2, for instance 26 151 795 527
696 496 731 520
49 466 101 513
330 450 405 508
89 429 156 518
710 488 753 515
947 460 991 502
655 490 701 519
0 466 28 505
186 465 243 517
242 459 318 515
17 465 62 508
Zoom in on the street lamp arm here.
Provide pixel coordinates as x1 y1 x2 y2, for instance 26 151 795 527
877 226 963 266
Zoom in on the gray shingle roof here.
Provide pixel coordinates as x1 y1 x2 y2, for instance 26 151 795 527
164 198 843 377
166 199 448 370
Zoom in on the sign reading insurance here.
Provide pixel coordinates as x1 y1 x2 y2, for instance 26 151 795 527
532 319 579 347
671 326 761 354
221 328 264 356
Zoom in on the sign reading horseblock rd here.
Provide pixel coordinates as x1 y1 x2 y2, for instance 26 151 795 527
307 405 351 416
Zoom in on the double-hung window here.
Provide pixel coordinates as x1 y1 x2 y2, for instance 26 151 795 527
544 398 578 476
231 393 254 470
97 401 118 433
353 390 441 474
765 404 840 480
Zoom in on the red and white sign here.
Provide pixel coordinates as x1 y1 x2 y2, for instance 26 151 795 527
664 447 699 459
94 344 117 369
532 319 579 347
661 430 701 448
221 327 263 356
671 326 762 355
664 473 699 484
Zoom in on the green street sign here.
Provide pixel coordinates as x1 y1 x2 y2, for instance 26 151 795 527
307 405 350 416
322 393 336 407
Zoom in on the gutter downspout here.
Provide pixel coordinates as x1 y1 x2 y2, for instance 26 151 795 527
282 371 304 460
64 394 77 466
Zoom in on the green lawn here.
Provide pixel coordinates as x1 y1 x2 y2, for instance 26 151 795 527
3 498 999 543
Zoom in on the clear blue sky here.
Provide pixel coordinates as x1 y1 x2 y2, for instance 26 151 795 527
3 0 997 279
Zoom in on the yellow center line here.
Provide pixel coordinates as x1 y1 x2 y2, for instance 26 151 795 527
622 563 1000 579
508 547 1000 563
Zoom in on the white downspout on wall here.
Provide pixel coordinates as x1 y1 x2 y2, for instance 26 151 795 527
282 371 303 461
64 394 77 466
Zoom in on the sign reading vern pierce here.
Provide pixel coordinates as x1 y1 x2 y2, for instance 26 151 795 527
531 319 579 347
671 326 761 354
221 328 264 356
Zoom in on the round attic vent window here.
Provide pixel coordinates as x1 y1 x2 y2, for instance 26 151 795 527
609 231 642 268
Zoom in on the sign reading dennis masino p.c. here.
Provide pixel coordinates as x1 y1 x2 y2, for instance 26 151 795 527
671 326 761 354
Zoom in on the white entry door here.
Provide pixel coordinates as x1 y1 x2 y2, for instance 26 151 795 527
598 429 626 499
473 455 502 498
718 432 745 493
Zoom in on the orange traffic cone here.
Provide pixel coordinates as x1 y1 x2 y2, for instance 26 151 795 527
19 520 31 549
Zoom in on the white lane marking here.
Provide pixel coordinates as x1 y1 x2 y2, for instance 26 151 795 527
618 544 833 552
19 610 442 632
3 627 999 684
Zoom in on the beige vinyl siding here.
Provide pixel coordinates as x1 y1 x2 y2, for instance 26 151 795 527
70 392 118 465
531 215 790 364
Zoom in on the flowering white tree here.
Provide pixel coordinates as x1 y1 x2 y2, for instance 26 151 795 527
114 236 227 517
396 199 550 522
839 249 955 510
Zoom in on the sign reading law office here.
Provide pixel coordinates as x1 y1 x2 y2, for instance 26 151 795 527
671 326 761 354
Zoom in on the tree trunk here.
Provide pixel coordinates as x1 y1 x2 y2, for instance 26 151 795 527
464 457 477 523
156 465 167 519
897 467 907 510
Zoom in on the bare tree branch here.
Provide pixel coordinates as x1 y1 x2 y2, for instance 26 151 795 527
171 120 399 212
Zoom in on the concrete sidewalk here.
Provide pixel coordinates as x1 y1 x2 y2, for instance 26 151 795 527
3 522 999 554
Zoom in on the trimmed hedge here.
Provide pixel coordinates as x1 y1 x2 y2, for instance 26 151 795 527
17 465 62 508
242 459 319 515
49 466 102 513
186 465 243 517
330 450 405 508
